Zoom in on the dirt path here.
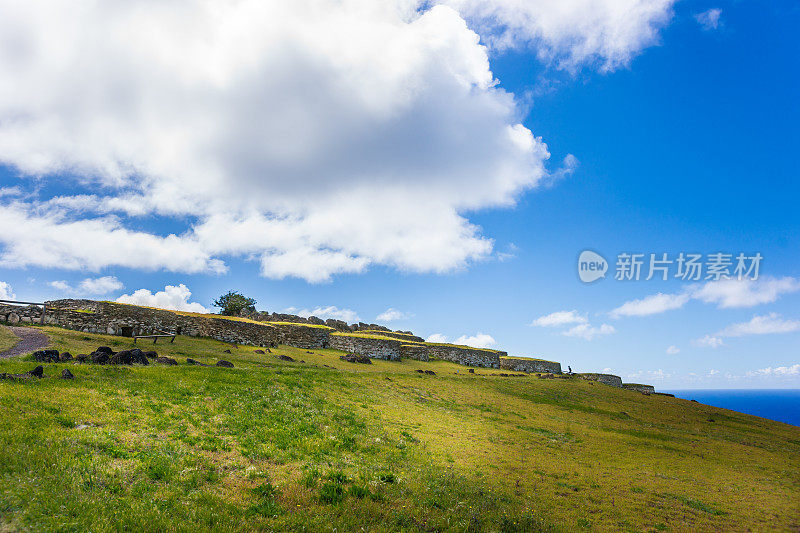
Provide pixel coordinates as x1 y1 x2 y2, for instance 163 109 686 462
0 327 51 359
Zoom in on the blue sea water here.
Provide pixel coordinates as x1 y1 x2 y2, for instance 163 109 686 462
664 389 800 427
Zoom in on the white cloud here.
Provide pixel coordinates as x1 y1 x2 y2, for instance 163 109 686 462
455 332 496 348
530 310 588 327
288 306 360 323
694 335 724 348
692 277 800 309
666 345 680 355
717 313 800 338
609 292 690 318
426 333 449 343
116 284 209 313
49 276 123 296
440 0 675 70
609 276 800 319
561 323 615 340
748 364 800 377
707 369 719 376
0 281 14 300
695 8 722 30
376 308 413 322
0 0 578 283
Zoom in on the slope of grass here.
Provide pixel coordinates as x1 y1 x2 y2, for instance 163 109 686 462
0 325 17 352
0 326 798 532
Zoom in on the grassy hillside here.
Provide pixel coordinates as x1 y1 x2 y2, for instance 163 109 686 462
1 326 798 532
0 325 17 352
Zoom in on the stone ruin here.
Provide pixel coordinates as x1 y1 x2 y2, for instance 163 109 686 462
0 299 655 391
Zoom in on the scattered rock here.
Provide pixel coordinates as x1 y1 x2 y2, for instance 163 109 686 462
415 369 424 373
155 357 178 365
223 349 232 354
306 351 313 354
91 351 110 365
186 358 209 366
339 353 371 364
95 347 114 356
278 355 295 362
75 354 89 363
216 360 234 368
468 368 474 373
254 349 266 354
60 352 73 362
28 366 44 378
61 368 74 379
142 351 158 359
424 370 436 375
109 349 148 365
32 349 60 363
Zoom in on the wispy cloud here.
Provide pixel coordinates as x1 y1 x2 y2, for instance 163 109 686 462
610 276 800 319
666 345 680 355
561 323 615 341
695 8 722 30
376 308 413 322
530 310 587 327
717 313 800 338
609 292 690 318
285 306 359 323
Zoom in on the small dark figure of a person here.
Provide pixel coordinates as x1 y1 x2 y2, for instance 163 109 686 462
568 365 572 374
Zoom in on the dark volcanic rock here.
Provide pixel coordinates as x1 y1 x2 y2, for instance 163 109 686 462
278 355 295 362
91 352 110 365
468 369 474 374
155 357 178 365
61 368 75 379
216 360 234 368
415 369 424 373
223 349 232 354
28 366 44 378
424 370 436 375
59 352 73 362
339 353 371 364
33 350 60 363
254 349 265 354
95 347 114 356
75 354 89 363
187 358 209 366
142 351 158 359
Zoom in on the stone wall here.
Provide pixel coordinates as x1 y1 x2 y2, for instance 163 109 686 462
270 323 332 349
0 304 45 325
40 300 280 347
360 330 425 343
622 383 655 395
327 333 402 361
400 344 429 361
500 357 561 374
426 343 503 368
578 373 623 388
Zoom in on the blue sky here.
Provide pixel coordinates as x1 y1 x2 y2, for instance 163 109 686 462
0 0 798 388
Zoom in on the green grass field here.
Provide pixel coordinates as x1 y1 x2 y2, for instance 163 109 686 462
1 325 798 531
0 325 17 352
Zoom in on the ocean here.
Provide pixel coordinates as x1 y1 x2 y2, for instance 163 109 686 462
664 389 800 427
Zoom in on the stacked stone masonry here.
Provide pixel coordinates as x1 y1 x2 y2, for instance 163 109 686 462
622 383 655 395
500 357 562 374
0 299 654 391
400 344 429 362
327 334 403 361
426 344 503 369
579 373 623 388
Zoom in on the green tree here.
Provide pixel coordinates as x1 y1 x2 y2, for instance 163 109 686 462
213 291 257 316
